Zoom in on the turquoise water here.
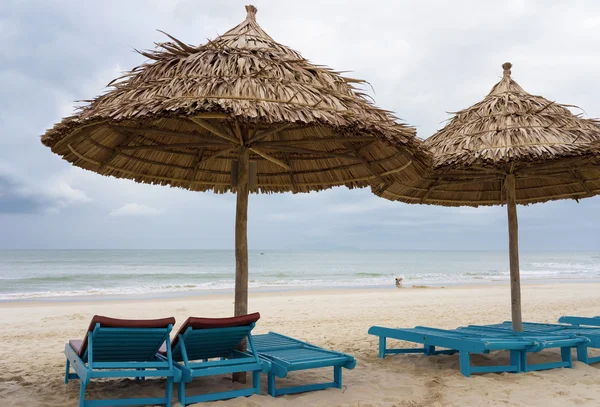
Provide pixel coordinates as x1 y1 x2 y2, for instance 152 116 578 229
1 250 599 299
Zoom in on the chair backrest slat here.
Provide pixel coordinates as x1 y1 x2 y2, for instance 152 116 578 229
173 325 254 362
91 327 170 362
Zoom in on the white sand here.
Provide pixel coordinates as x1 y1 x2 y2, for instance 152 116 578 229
1 283 600 406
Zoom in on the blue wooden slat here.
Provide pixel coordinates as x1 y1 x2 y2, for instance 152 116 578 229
93 336 166 342
286 358 351 371
184 340 242 349
93 344 163 351
93 327 168 334
271 381 337 396
470 364 520 373
185 332 247 342
187 357 257 370
588 355 600 364
91 349 161 355
92 362 169 369
385 348 426 354
185 346 235 355
412 326 537 350
84 397 168 407
90 345 161 351
458 326 587 353
183 388 256 403
559 316 600 327
92 370 176 379
368 326 491 353
189 362 264 378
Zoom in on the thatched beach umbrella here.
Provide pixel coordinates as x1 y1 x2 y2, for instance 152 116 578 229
376 63 600 331
42 6 428 316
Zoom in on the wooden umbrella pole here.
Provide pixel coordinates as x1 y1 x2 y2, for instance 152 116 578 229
505 174 523 332
233 145 250 384
234 145 250 318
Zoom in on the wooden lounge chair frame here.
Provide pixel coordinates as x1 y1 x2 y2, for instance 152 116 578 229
456 325 589 372
162 314 268 405
64 316 179 407
474 318 600 365
253 332 356 396
368 325 587 377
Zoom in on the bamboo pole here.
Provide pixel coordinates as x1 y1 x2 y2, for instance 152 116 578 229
233 144 249 384
505 174 523 332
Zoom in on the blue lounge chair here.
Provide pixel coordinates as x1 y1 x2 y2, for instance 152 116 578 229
64 315 179 407
159 312 268 405
368 325 586 377
470 319 600 365
253 332 356 396
455 325 589 371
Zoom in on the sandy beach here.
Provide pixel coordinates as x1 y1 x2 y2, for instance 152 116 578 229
1 283 599 407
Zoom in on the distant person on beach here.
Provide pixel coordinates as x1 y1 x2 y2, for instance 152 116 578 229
395 277 404 288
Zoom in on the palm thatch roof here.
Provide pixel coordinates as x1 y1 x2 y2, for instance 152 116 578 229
41 5 428 194
377 63 600 206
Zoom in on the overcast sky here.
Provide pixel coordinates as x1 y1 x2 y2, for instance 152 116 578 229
0 0 599 250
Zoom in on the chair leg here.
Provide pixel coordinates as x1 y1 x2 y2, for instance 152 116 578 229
334 366 342 389
576 344 589 364
178 380 186 406
378 336 386 358
561 347 573 367
79 381 86 407
424 345 435 356
459 351 470 377
252 370 260 395
64 359 70 384
268 373 276 397
165 377 173 407
521 352 529 372
510 350 522 372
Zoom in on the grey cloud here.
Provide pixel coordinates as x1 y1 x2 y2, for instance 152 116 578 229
0 175 41 213
0 171 91 214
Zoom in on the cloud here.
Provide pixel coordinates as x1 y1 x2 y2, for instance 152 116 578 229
328 196 395 215
0 180 40 214
0 170 91 214
41 181 92 213
108 203 164 217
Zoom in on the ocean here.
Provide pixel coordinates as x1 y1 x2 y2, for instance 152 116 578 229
1 250 599 300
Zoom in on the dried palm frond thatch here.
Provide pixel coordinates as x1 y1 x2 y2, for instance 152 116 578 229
42 5 428 195
375 62 600 332
378 63 600 207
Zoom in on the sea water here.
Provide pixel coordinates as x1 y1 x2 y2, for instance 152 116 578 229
1 250 599 300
